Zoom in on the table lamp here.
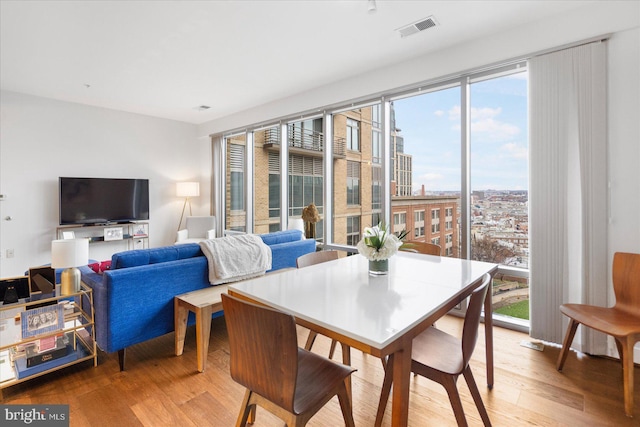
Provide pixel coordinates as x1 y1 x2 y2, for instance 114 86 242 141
287 218 306 239
51 238 89 295
177 181 200 232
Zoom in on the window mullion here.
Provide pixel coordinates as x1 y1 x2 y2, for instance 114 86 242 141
246 131 254 234
460 78 471 260
280 123 288 231
323 112 333 245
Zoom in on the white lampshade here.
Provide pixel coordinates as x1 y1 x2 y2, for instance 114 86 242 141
177 182 200 198
51 239 89 268
52 238 89 295
288 218 305 238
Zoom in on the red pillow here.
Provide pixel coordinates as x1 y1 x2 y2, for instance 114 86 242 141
88 261 112 274
100 261 111 272
88 262 101 274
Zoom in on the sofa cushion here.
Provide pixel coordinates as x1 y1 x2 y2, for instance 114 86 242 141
174 243 203 259
112 250 150 269
111 244 203 269
259 229 303 246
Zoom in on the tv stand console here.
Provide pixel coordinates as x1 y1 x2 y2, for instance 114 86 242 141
56 222 149 250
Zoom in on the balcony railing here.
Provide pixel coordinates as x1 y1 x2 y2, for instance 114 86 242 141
262 126 345 157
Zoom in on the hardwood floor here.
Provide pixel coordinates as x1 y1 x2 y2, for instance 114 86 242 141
2 315 638 426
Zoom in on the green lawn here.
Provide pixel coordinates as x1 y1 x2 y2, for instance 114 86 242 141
494 300 529 320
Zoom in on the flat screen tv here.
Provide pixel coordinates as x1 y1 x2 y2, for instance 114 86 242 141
59 177 149 225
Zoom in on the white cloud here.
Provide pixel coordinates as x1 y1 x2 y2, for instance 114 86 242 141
500 142 528 159
448 105 460 120
471 107 501 120
472 118 520 140
434 110 444 117
447 105 520 141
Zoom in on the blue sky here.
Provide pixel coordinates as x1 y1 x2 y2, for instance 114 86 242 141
393 72 528 193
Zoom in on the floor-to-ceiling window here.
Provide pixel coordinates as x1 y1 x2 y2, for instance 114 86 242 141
470 70 529 324
225 133 247 233
331 104 379 245
391 87 462 259
390 66 529 326
218 65 528 329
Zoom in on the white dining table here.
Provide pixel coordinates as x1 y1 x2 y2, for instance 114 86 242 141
228 251 498 427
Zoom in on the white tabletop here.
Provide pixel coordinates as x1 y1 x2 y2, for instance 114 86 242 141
229 251 497 351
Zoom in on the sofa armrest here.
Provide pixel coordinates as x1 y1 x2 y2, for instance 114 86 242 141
176 229 188 242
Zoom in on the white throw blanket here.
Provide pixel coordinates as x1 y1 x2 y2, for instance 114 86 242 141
199 234 272 285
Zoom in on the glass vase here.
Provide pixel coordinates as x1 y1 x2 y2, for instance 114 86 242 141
369 259 389 275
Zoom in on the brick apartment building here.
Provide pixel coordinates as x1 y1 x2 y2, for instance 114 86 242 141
224 105 459 255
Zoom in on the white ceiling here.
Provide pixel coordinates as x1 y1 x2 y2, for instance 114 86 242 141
1 0 597 125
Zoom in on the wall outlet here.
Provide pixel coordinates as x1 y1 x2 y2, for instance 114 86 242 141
6 249 14 258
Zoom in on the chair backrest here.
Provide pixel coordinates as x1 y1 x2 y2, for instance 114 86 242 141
296 250 339 268
612 252 640 313
400 241 441 256
221 293 299 411
461 273 491 366
185 216 215 238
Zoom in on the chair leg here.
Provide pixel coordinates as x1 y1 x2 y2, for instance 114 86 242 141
304 330 318 351
440 374 468 427
617 336 636 417
556 319 580 371
337 381 356 427
462 365 492 426
236 389 255 427
328 339 338 359
374 353 394 427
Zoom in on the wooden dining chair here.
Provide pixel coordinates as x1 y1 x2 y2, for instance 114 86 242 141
296 251 341 359
557 252 640 417
221 293 356 427
375 274 492 427
296 250 339 268
400 241 442 256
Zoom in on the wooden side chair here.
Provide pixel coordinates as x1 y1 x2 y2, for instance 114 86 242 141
296 251 341 359
557 252 640 417
221 293 356 427
400 241 442 256
375 274 492 427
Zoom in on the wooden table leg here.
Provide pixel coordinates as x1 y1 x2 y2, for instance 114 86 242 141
391 338 412 427
195 305 213 372
175 298 189 356
484 283 494 389
341 342 352 400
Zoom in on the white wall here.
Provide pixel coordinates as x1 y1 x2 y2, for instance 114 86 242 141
0 92 208 277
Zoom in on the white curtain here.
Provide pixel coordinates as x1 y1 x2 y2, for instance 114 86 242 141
529 41 609 354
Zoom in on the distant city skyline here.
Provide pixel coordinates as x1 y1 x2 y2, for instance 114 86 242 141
393 72 528 192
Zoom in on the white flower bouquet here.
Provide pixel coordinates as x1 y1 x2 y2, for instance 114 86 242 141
356 222 403 261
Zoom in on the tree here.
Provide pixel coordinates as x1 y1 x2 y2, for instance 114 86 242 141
471 236 517 264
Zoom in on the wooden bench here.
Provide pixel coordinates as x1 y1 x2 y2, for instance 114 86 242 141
174 284 228 372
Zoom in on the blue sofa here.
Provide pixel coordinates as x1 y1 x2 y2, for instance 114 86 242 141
80 230 315 370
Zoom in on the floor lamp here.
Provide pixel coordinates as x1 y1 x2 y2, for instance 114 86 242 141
177 181 200 232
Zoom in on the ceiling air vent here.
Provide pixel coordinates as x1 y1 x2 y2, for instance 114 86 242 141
396 16 438 38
